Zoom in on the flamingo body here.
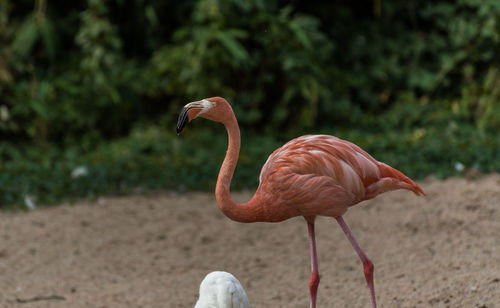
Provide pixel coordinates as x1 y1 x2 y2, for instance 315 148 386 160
255 134 424 221
195 271 250 308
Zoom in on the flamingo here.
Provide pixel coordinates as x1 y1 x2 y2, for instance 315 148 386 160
177 97 425 308
195 271 251 308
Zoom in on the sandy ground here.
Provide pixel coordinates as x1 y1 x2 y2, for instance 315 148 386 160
0 175 499 308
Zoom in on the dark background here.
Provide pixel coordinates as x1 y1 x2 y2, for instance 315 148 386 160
0 0 499 208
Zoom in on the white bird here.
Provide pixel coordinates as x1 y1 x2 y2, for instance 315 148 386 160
195 271 250 308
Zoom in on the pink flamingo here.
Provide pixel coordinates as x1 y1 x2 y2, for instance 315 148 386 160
177 97 425 308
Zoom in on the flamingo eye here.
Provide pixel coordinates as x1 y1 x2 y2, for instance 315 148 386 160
201 99 215 113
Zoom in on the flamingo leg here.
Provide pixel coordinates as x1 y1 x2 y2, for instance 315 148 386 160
335 216 377 308
307 220 320 308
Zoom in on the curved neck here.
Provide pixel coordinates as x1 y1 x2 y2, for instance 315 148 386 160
215 114 264 223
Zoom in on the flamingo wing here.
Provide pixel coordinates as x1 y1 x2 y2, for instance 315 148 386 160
256 135 423 218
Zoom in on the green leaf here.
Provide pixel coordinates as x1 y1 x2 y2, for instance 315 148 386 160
11 15 38 59
289 19 312 49
215 30 249 63
36 15 57 60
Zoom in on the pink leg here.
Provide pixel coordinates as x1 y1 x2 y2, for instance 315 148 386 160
336 216 377 308
307 220 320 308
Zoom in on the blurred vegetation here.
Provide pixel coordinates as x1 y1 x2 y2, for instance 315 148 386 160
0 0 499 209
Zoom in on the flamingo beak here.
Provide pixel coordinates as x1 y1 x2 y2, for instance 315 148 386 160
176 101 205 134
176 106 190 134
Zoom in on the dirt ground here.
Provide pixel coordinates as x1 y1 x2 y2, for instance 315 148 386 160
0 174 499 308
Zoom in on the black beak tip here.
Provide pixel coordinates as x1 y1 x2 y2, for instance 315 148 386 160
176 107 189 135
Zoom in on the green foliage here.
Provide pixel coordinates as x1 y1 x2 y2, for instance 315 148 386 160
150 0 333 130
0 0 499 209
11 1 57 62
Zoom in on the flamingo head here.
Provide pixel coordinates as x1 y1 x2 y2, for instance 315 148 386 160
176 97 232 134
